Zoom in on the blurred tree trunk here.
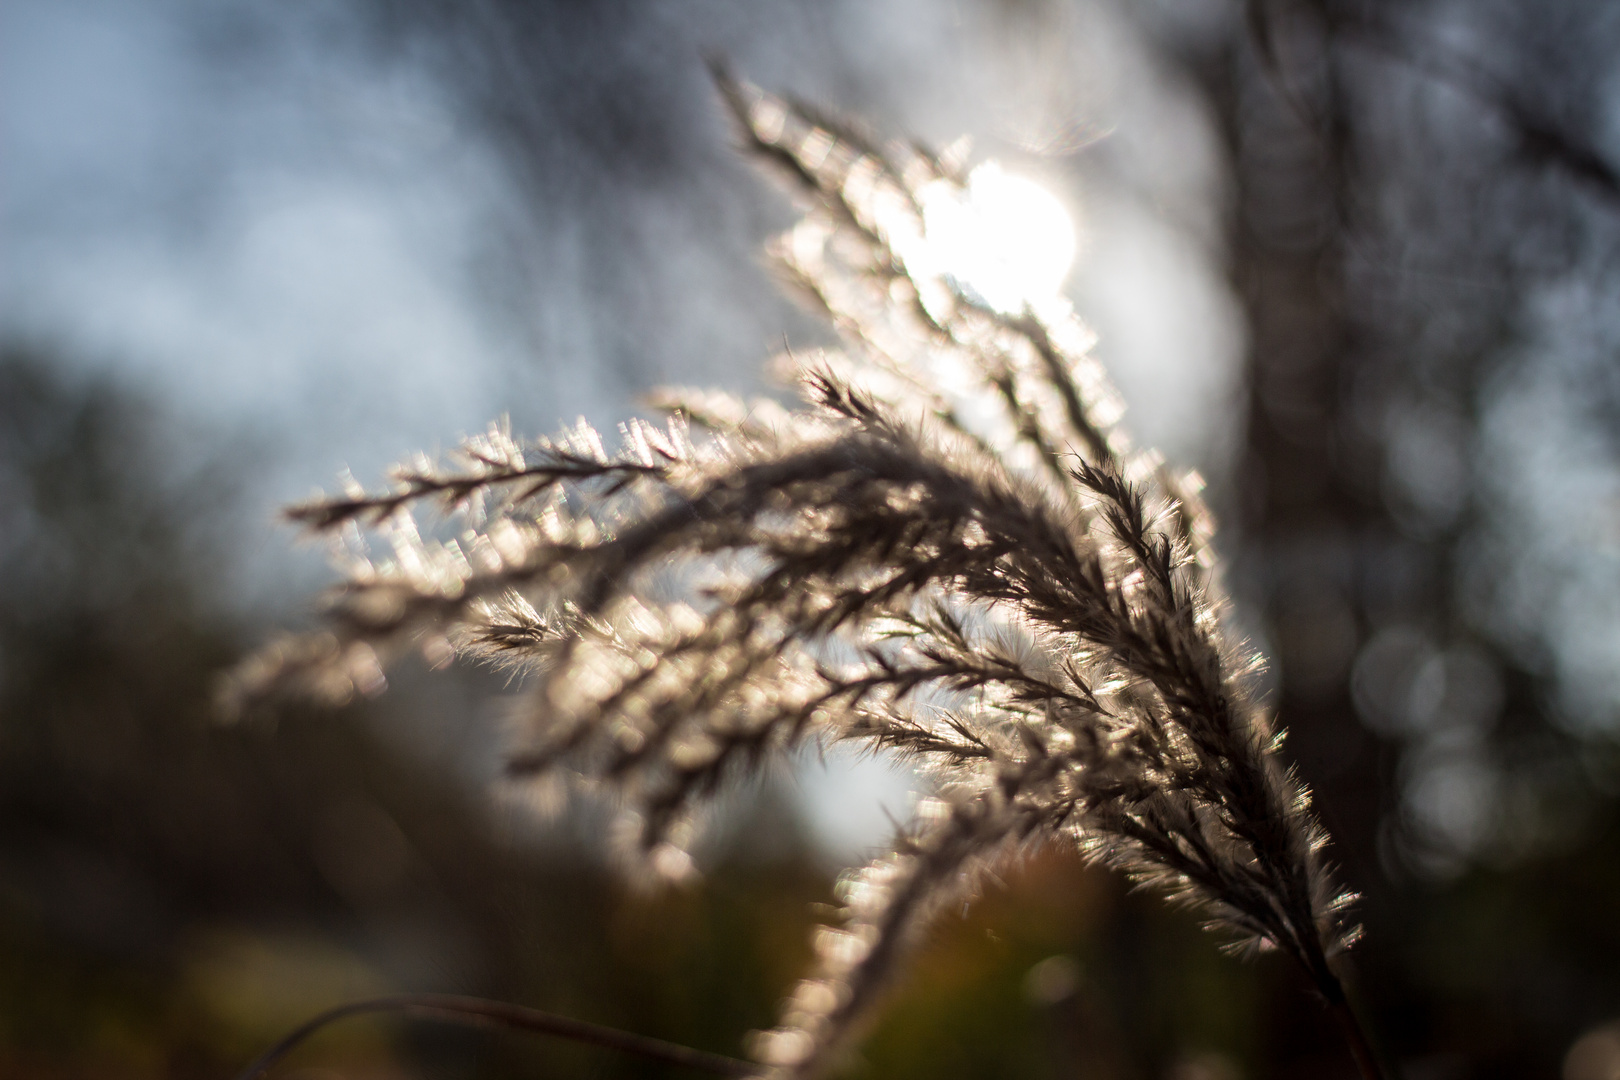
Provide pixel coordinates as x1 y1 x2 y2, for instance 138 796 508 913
1166 9 1399 1075
1173 0 1386 905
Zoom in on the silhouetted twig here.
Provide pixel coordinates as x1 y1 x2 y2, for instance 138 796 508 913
1338 9 1620 209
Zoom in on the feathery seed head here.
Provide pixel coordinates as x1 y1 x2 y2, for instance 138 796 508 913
230 71 1362 1079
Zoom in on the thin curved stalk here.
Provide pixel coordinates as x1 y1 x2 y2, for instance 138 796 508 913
1321 979 1390 1080
232 993 758 1079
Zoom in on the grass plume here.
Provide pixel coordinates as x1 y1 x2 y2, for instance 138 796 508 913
230 70 1378 1080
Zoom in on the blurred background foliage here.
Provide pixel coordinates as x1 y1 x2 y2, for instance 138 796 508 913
4 0 1620 1077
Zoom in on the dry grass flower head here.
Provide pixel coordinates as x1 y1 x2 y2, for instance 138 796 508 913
229 70 1380 1080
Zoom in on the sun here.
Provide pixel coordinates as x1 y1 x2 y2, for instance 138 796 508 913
913 162 1077 314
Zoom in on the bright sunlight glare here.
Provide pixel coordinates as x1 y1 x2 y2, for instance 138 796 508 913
914 163 1076 314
